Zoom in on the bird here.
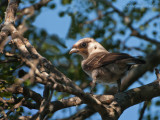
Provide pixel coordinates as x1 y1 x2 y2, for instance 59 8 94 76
69 38 145 93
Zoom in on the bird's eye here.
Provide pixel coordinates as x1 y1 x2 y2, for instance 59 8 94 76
81 42 87 48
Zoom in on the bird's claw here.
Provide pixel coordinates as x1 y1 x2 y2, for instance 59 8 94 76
89 81 96 94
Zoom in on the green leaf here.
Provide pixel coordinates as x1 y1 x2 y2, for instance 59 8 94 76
155 101 160 106
59 12 65 17
119 30 125 35
139 25 144 30
24 79 31 86
61 0 72 5
0 92 12 98
152 31 157 36
10 67 13 71
50 4 56 9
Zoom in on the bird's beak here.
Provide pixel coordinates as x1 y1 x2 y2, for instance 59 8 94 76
69 48 79 54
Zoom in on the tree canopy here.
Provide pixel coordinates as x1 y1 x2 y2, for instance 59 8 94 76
0 0 160 120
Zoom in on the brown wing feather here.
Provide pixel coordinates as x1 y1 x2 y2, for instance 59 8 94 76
83 52 145 71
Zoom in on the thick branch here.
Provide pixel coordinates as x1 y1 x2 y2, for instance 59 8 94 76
73 80 160 120
0 0 19 52
49 95 114 113
1 2 112 115
9 25 113 118
116 80 160 111
4 0 19 25
51 80 160 119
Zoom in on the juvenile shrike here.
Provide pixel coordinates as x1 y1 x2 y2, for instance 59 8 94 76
69 38 145 93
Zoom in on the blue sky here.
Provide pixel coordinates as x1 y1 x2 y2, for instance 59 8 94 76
22 0 160 119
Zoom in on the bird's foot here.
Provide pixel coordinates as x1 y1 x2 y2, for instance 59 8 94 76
89 82 96 94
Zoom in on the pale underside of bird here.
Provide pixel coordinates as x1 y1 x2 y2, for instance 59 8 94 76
69 38 145 93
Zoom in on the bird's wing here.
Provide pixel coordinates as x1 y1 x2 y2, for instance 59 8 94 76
83 52 145 70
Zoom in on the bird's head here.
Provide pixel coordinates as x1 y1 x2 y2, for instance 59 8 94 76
69 38 108 59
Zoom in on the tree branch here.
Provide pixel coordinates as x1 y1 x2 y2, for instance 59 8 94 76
16 0 51 35
0 0 19 52
1 2 116 117
0 58 19 63
16 0 51 21
99 0 160 46
141 14 160 27
117 80 160 111
6 85 42 105
1 0 160 119
52 80 160 119
9 25 113 119
58 107 96 120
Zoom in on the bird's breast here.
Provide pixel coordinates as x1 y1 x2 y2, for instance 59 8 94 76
81 60 128 84
81 60 92 76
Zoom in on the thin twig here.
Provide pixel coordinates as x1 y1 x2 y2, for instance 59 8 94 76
99 0 160 46
141 14 160 27
57 106 95 120
155 68 160 79
0 58 19 63
81 10 114 26
138 101 149 120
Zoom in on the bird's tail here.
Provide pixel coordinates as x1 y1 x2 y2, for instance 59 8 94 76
133 58 145 64
125 58 146 65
